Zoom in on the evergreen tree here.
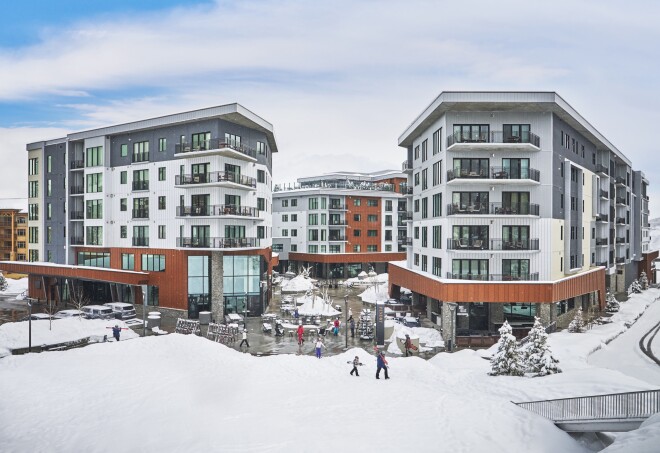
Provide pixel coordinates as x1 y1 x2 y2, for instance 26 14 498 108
522 317 561 376
0 274 7 292
629 280 642 294
568 307 585 333
605 291 619 313
640 272 649 290
490 320 524 376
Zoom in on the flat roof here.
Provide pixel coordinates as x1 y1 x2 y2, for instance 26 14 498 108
398 91 631 166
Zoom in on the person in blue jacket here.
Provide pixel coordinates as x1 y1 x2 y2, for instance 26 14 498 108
112 325 121 342
376 349 389 379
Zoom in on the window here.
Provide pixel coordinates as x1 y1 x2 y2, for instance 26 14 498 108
47 179 52 196
120 226 127 238
367 199 378 207
28 157 39 175
192 132 211 150
432 161 442 185
502 124 530 143
120 171 127 184
291 229 297 237
282 229 288 236
86 173 103 193
120 198 127 211
142 254 165 271
367 245 378 252
432 257 441 276
422 169 428 190
502 226 530 249
421 139 428 162
291 244 297 251
29 250 39 262
385 244 392 252
414 200 419 212
308 244 318 253
308 198 318 210
158 167 166 181
353 245 361 252
47 155 52 173
414 145 420 160
414 173 420 186
224 133 241 147
452 124 490 143
282 214 288 222
353 214 361 221
353 198 361 206
451 259 489 279
28 181 38 198
281 200 288 207
46 226 52 244
422 227 428 247
421 255 427 271
86 199 103 219
432 128 442 155
432 193 442 217
85 146 103 167
385 230 392 241
121 144 128 157
414 227 419 239
159 138 167 152
257 198 265 211
308 214 318 225
257 170 265 183
28 204 38 221
77 252 109 268
256 141 266 155
133 141 149 163
432 225 441 249
385 215 392 226
158 196 166 210
258 226 265 239
502 259 530 279
422 197 428 219
158 225 166 239
414 254 419 266
85 226 103 245
133 169 149 191
121 253 134 270
367 214 378 222
291 214 297 221
367 230 378 237
353 229 361 237
291 199 297 207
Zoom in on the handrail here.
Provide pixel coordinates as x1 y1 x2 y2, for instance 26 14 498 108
175 138 257 159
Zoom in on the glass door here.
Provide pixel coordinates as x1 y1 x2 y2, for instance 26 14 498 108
191 132 211 151
225 163 240 183
191 225 210 247
191 163 209 183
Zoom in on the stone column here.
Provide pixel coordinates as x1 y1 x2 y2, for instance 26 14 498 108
211 252 224 324
538 303 552 326
441 302 457 351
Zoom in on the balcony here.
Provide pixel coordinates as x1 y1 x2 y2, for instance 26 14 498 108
175 138 257 162
595 164 608 175
328 235 347 242
402 160 413 173
615 176 626 186
399 185 413 195
596 261 609 267
70 185 84 195
397 237 412 246
174 171 256 190
616 237 626 244
445 272 540 281
177 237 260 249
70 211 84 220
446 238 539 251
615 197 626 206
70 160 84 170
448 202 539 216
595 238 608 246
329 220 348 226
596 214 609 222
616 257 625 264
132 152 150 163
447 167 540 183
70 237 84 245
133 237 149 247
132 209 149 219
176 205 260 219
447 131 540 150
600 190 609 199
616 217 626 225
447 203 488 215
132 181 149 191
403 211 413 220
328 204 346 210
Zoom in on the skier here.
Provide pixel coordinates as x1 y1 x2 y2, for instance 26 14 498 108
376 349 389 379
315 337 326 359
403 334 417 357
333 318 340 336
349 316 355 338
239 329 250 348
348 355 362 376
297 323 305 345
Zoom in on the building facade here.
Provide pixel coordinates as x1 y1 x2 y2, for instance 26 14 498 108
0 209 28 262
389 92 652 344
3 104 278 321
272 170 407 278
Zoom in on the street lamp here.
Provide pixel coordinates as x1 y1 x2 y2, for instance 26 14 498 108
447 302 457 352
26 298 33 352
344 294 348 349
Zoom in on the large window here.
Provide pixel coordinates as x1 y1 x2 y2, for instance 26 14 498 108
503 303 537 322
501 158 530 179
502 192 531 214
432 225 442 249
133 169 149 191
453 158 489 178
451 259 489 280
133 141 149 163
432 161 442 185
86 173 103 193
122 253 134 270
432 193 442 217
28 227 38 243
28 181 39 198
308 198 318 210
142 254 165 271
451 192 489 214
86 199 103 219
503 124 530 143
502 226 530 250
432 127 441 155
223 255 262 317
452 225 489 249
188 255 210 318
159 138 167 152
133 225 149 246
224 133 241 148
28 157 39 175
432 257 441 276
85 226 103 245
452 124 489 143
28 204 38 221
502 259 530 280
85 146 103 167
77 251 110 268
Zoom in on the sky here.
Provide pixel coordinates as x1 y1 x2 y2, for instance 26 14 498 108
0 0 659 216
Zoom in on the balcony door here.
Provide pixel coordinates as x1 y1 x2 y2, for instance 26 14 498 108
503 124 530 143
191 132 211 151
191 225 210 247
502 158 529 179
502 259 529 280
502 226 529 249
452 259 489 280
225 163 241 183
191 194 209 216
502 192 530 214
191 163 209 183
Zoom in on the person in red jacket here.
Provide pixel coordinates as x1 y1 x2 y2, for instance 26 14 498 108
333 318 340 336
297 323 304 345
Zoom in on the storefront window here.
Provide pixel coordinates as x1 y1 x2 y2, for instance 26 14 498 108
223 255 264 316
188 256 210 318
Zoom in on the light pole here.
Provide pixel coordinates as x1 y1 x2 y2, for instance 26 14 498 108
26 298 33 352
344 294 348 349
447 302 457 352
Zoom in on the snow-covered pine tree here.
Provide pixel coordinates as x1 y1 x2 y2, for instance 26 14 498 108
629 279 642 294
0 273 7 292
605 291 619 313
568 307 585 333
522 317 561 376
640 271 649 290
489 320 524 376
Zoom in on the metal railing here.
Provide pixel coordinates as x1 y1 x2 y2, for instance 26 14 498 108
402 160 413 172
403 211 413 220
447 130 540 148
596 214 609 222
70 236 83 245
132 152 149 163
132 181 149 191
175 138 257 159
70 185 84 195
132 209 149 219
397 237 412 246
616 197 626 205
447 167 540 182
447 202 540 216
328 236 347 241
445 272 539 281
616 237 626 244
616 257 625 264
177 237 259 248
600 190 609 198
399 185 413 195
70 211 84 220
174 171 256 188
328 204 346 210
133 237 149 247
70 160 84 170
616 217 626 224
595 164 608 174
447 238 540 251
176 205 260 218
615 176 626 185
515 390 660 423
595 238 608 246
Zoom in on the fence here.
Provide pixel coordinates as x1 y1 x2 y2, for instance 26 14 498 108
174 319 200 335
207 322 238 344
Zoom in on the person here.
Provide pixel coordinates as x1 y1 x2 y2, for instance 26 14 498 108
315 337 325 359
349 355 362 376
294 307 299 319
403 334 415 357
239 329 250 348
112 325 121 342
376 349 389 379
348 307 353 318
297 323 305 346
333 318 340 336
349 316 355 338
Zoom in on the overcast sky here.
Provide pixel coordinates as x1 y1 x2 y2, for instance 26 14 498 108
0 0 659 216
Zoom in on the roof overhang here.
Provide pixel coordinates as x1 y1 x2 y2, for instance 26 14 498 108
0 262 150 286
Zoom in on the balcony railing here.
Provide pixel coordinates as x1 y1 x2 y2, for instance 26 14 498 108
447 131 540 148
446 238 539 251
70 211 84 220
402 160 413 172
175 138 257 159
596 261 608 267
403 211 413 220
176 205 260 218
132 181 149 191
177 237 259 249
616 257 625 264
328 204 346 210
174 171 256 188
596 214 609 222
329 220 347 226
133 237 149 247
70 160 84 170
616 217 626 224
132 152 150 163
616 237 626 244
397 237 413 246
615 176 626 186
595 164 608 175
447 202 540 216
70 236 83 245
132 209 149 219
328 236 347 241
445 272 540 281
600 190 609 198
399 185 413 195
595 238 608 246
616 197 626 205
70 185 84 195
447 167 540 182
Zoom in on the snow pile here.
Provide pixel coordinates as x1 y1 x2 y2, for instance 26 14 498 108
1 276 28 297
295 294 340 316
357 285 389 303
0 335 587 453
386 322 444 354
343 272 388 286
602 412 660 453
0 318 138 357
281 274 316 293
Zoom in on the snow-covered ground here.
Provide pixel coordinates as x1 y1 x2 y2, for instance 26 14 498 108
649 217 660 252
1 276 28 298
1 289 660 452
280 274 316 293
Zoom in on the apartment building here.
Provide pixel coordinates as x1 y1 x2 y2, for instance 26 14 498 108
0 209 28 262
272 170 407 278
388 91 653 345
1 104 278 321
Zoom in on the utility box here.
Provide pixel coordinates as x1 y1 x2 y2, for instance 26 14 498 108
199 311 212 325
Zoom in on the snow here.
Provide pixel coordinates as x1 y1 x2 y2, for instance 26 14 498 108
2 289 660 451
343 272 388 286
385 321 444 355
0 318 138 357
295 294 341 316
357 284 389 303
1 276 28 298
280 274 316 293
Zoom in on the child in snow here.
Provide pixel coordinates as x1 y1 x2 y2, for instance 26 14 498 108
376 349 389 379
315 337 326 358
239 329 250 348
349 356 362 376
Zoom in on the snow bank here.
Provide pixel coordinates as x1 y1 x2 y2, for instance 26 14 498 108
0 318 138 357
1 276 28 297
357 284 389 303
343 272 388 286
280 274 316 293
602 412 660 453
295 294 340 316
386 322 444 354
0 335 586 453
